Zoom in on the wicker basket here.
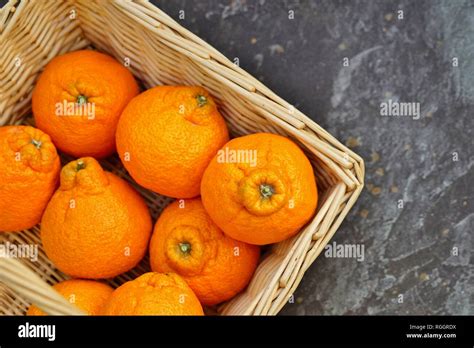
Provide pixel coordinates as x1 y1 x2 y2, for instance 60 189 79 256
0 0 364 316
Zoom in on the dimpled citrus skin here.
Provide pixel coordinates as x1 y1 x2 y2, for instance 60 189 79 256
27 279 113 316
116 86 229 198
41 157 152 279
149 198 260 306
103 272 204 315
201 133 318 245
32 50 139 158
0 126 60 232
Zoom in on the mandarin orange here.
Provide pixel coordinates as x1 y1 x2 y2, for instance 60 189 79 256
201 133 318 245
32 50 139 158
41 157 151 278
27 279 113 315
149 198 260 305
103 272 204 315
0 126 60 232
116 86 229 198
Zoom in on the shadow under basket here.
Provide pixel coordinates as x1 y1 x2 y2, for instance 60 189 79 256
0 0 364 315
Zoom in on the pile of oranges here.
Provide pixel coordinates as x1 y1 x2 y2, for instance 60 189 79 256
0 50 318 315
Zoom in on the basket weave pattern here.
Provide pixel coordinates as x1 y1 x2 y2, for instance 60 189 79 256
0 0 364 315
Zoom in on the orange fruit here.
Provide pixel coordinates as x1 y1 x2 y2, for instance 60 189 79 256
32 50 139 158
201 133 318 245
41 157 152 279
116 86 229 198
149 198 260 306
102 272 204 315
0 126 60 232
27 279 113 315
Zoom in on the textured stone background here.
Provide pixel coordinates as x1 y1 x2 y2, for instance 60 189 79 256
1 0 470 315
153 0 473 315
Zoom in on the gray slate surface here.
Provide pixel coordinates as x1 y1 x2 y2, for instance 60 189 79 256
154 0 473 315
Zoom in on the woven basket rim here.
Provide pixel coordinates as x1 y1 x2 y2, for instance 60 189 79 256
0 0 364 316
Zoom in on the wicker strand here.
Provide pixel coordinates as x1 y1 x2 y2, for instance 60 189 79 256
0 258 84 315
0 0 364 316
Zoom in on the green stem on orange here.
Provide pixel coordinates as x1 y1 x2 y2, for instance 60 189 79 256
31 139 42 149
76 160 86 171
260 183 275 199
178 242 191 255
77 95 88 105
196 94 207 107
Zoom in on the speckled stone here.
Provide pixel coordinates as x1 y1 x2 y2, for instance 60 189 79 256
0 0 470 315
157 1 473 314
